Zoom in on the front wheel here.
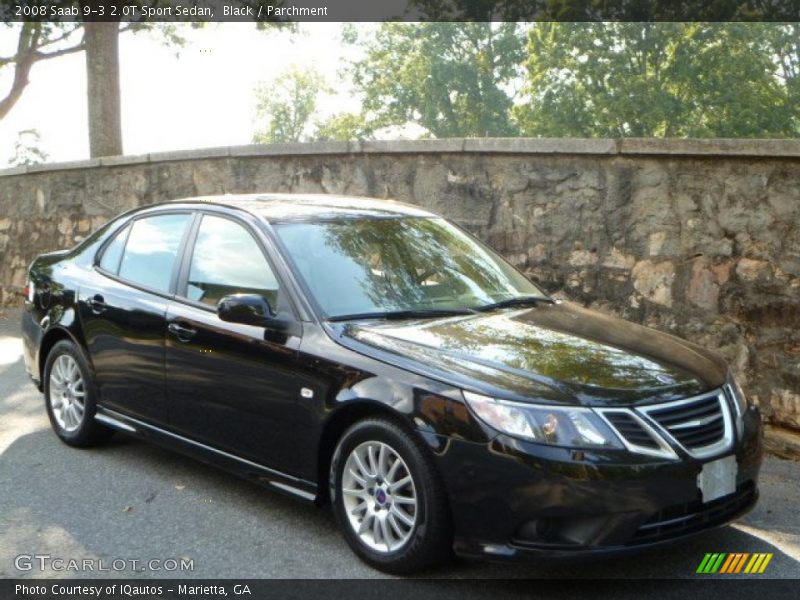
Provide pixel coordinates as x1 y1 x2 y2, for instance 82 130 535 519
330 418 452 574
43 340 113 447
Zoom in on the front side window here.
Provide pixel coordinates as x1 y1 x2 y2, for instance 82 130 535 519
117 214 191 293
273 217 546 318
185 215 279 308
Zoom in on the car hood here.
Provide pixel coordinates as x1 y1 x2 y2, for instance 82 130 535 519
335 302 728 406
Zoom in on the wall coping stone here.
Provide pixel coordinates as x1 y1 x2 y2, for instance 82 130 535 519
4 137 800 178
98 153 152 167
619 138 800 157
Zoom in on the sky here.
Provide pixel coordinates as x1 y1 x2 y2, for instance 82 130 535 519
0 23 363 165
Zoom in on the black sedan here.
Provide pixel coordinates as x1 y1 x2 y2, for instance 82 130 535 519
21 194 762 573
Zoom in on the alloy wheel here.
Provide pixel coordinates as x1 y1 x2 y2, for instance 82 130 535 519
341 440 418 553
49 354 86 432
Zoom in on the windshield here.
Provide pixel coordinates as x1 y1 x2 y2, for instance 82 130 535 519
273 217 547 319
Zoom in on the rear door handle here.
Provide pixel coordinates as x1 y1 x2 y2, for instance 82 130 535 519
168 322 197 342
88 294 106 314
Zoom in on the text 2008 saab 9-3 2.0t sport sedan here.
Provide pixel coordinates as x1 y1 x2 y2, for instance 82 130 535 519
22 194 762 573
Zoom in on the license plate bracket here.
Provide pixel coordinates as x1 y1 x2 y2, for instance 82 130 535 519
697 455 737 503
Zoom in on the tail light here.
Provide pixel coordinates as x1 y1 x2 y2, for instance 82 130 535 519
23 280 34 303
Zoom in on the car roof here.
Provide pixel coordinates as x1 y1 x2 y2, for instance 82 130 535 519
156 193 437 222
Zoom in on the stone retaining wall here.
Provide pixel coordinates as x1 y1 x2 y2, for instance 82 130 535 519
1 138 798 434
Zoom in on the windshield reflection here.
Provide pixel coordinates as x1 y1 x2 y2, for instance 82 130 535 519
274 217 545 319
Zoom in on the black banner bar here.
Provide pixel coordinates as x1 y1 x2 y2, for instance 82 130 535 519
3 0 800 23
2 579 800 600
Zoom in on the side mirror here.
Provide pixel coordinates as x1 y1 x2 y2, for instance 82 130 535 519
217 294 274 327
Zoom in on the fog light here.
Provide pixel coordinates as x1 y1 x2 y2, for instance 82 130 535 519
482 544 515 556
515 519 558 543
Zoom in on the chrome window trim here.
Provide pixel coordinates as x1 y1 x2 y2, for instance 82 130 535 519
637 390 733 460
595 408 679 460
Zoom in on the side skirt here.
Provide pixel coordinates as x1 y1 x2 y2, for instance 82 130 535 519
95 407 319 503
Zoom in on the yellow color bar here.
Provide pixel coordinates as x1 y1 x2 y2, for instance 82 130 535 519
758 554 773 574
744 554 758 573
745 553 772 574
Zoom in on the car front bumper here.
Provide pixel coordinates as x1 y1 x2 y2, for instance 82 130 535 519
433 406 763 561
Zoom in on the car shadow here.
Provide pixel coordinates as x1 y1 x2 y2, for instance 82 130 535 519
0 427 343 578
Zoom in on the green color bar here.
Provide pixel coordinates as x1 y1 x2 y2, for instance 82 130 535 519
702 553 720 573
697 553 714 573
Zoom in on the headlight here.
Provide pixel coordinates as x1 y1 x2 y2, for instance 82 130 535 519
727 374 748 437
463 391 624 449
728 374 748 416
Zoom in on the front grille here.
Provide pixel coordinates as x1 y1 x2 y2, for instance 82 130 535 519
603 412 660 449
643 392 727 452
630 482 756 545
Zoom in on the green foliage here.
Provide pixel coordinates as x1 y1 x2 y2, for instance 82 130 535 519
326 22 800 140
314 112 372 142
346 22 526 138
8 129 48 166
515 23 799 138
253 67 330 144
764 23 800 133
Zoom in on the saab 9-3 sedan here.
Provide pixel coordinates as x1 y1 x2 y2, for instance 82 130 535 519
22 194 762 573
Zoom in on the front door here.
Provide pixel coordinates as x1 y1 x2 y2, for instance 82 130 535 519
164 213 302 473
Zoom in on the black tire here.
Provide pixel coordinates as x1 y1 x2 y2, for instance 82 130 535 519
330 417 452 574
43 340 114 447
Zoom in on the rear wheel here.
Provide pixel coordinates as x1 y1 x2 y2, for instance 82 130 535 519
330 418 452 574
44 340 113 447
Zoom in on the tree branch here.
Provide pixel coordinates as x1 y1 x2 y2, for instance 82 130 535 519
0 23 40 120
1 24 89 120
34 40 86 60
34 24 83 50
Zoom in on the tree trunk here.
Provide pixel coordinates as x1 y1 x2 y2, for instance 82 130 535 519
84 22 122 157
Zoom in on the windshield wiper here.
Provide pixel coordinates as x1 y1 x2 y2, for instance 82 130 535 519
475 296 554 312
328 308 476 322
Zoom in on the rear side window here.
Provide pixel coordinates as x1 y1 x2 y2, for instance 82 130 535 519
185 215 279 307
117 214 191 293
98 225 129 273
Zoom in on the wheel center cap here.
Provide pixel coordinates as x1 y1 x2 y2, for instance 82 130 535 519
374 488 387 505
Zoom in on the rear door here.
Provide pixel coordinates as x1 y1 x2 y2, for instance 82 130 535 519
80 211 194 425
164 211 303 472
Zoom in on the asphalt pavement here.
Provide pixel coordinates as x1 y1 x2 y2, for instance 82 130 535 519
1 309 798 580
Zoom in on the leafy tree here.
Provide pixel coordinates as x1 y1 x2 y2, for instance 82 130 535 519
345 22 526 138
8 128 48 166
764 23 800 134
408 0 800 22
515 23 797 138
253 67 330 143
314 112 372 142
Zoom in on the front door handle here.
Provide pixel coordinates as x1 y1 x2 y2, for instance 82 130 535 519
88 294 107 314
168 322 197 342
